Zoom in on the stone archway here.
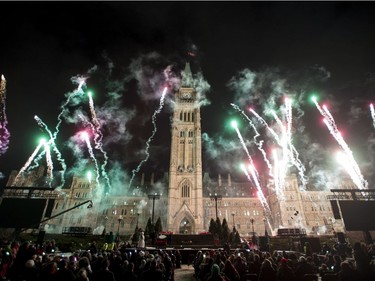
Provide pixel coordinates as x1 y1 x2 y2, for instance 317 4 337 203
179 218 192 234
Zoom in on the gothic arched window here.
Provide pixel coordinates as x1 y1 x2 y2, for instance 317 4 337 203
181 181 190 198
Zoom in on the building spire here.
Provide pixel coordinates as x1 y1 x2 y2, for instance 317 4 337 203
181 62 193 87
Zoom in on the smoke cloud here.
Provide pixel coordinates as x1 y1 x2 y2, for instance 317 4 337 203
206 64 369 189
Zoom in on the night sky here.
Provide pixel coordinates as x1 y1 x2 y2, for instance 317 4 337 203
1 2 375 191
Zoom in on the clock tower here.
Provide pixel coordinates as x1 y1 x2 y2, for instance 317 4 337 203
167 63 204 233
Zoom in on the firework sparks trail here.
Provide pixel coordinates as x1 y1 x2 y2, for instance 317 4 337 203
53 78 86 141
250 109 288 195
271 110 290 189
250 109 281 141
240 164 272 230
34 115 67 188
13 139 46 185
28 150 46 171
313 98 367 189
285 97 293 143
370 104 375 129
272 105 307 189
248 109 288 199
231 104 273 174
232 121 258 177
87 92 111 190
129 87 168 188
336 150 365 190
44 142 53 184
0 75 10 155
28 77 86 187
233 125 273 228
232 122 273 229
252 107 307 190
275 99 318 222
285 99 308 189
80 131 100 186
272 149 284 199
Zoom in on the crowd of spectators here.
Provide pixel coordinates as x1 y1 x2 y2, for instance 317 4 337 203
0 237 182 281
1 236 375 281
192 242 375 281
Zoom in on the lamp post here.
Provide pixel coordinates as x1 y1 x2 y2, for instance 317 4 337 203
209 193 222 219
136 212 140 229
263 217 269 251
103 215 108 235
263 218 268 236
232 212 236 229
263 217 269 242
148 193 161 224
250 218 256 245
117 215 123 235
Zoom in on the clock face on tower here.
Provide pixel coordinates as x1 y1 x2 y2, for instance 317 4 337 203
182 91 192 99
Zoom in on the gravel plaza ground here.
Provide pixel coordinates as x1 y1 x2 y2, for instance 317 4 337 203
174 264 195 281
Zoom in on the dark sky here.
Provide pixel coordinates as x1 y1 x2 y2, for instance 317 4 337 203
1 1 375 190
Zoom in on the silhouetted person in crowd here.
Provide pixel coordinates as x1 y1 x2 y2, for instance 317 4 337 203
92 258 115 281
303 242 312 257
353 242 372 281
119 262 138 281
54 259 76 281
175 250 182 269
207 264 226 281
222 259 240 281
248 253 262 276
140 259 163 281
39 261 58 281
258 259 277 281
87 241 98 255
332 255 342 273
199 256 214 281
109 255 124 281
77 256 92 281
233 255 247 276
22 259 39 281
338 261 359 281
295 256 314 281
277 258 296 281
